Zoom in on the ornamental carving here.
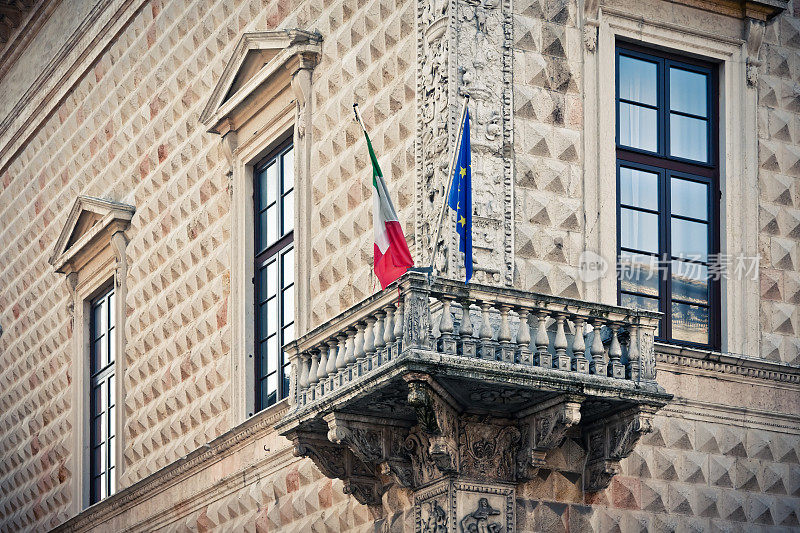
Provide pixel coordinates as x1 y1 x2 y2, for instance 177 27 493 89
459 497 503 533
417 0 513 284
583 406 656 492
404 289 433 350
517 395 583 479
639 329 656 380
459 420 519 482
421 500 448 533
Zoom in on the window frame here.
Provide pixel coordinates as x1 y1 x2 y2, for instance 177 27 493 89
88 285 117 505
615 42 721 349
253 135 295 411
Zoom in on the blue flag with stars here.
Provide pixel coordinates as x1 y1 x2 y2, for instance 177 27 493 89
447 109 472 282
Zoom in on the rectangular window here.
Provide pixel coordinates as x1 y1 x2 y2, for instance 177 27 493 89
254 140 295 410
616 44 719 348
89 287 116 504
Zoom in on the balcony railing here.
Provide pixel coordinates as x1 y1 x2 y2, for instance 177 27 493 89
288 270 661 411
278 270 671 504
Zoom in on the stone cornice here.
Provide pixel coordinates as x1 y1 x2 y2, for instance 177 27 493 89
0 0 61 84
0 0 145 175
199 29 322 134
51 402 289 532
655 0 788 20
656 342 800 384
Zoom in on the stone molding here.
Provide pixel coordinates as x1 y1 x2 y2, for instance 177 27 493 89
51 402 290 532
656 343 800 384
201 29 321 423
585 6 762 359
49 195 135 274
662 400 800 434
0 0 141 174
199 29 322 133
0 0 63 86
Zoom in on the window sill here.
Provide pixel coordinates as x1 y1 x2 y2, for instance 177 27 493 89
654 341 800 383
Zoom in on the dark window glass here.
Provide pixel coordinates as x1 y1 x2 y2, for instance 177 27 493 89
616 45 719 349
255 141 295 411
89 287 116 504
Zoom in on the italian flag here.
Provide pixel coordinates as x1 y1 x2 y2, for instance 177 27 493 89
364 130 414 289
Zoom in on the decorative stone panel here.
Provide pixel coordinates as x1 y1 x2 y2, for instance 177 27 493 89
419 0 515 285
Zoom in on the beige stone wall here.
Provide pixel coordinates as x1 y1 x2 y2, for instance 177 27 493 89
37 360 800 532
0 0 418 530
0 0 799 531
513 0 585 300
304 0 417 327
758 11 800 364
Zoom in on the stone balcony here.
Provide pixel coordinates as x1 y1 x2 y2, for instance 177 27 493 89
276 270 672 515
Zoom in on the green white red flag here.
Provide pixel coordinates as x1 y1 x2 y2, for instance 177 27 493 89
363 130 414 288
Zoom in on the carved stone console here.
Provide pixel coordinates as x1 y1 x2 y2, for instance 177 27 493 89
276 271 672 525
582 406 657 492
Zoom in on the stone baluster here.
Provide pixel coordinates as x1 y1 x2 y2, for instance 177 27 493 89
571 317 589 374
589 319 607 376
535 310 552 368
373 311 385 369
458 299 477 357
384 305 396 361
438 297 457 354
364 317 376 372
298 353 310 405
479 302 496 360
392 300 404 359
317 342 329 396
354 322 367 377
308 349 320 400
335 334 348 386
516 308 532 365
345 328 357 381
608 323 625 379
326 339 338 392
627 323 640 381
554 314 570 371
498 305 515 362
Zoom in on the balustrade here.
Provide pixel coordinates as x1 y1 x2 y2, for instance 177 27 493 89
285 271 661 410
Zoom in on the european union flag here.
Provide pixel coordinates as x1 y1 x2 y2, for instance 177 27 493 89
447 109 472 282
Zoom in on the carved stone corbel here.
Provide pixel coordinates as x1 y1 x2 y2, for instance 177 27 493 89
287 428 388 508
404 374 459 483
323 412 416 491
219 128 238 199
517 395 583 479
583 0 600 52
583 406 656 491
110 231 128 288
290 52 317 140
745 18 765 88
65 271 78 328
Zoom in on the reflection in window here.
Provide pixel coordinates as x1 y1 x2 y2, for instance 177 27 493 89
255 142 295 410
89 288 116 504
616 45 718 348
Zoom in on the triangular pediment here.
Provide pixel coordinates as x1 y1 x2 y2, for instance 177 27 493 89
50 196 135 273
66 210 103 249
223 48 281 103
200 29 322 134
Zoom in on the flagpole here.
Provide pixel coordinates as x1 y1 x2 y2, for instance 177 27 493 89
429 94 470 277
353 104 376 290
353 103 368 135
